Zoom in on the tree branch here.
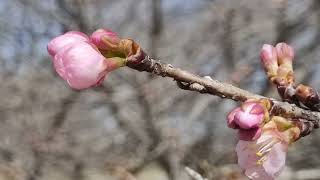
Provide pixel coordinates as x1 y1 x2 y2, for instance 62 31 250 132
127 56 320 126
185 166 208 180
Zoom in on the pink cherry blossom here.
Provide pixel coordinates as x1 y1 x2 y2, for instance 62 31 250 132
90 29 120 50
235 120 300 180
47 31 89 57
52 41 113 89
236 131 287 179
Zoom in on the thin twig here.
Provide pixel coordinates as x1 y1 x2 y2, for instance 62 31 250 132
127 56 320 125
185 166 208 180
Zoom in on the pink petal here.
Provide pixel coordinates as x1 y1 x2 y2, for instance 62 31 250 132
249 104 265 115
236 140 258 168
238 128 262 141
65 31 89 39
90 28 120 50
275 42 294 61
234 102 264 129
260 44 277 65
263 142 287 177
236 140 274 180
227 107 241 129
47 31 89 57
236 130 288 180
53 41 109 89
234 112 263 129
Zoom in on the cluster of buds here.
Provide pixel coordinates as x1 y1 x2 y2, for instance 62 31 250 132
47 29 145 90
260 43 294 86
227 42 320 179
260 43 320 111
260 43 294 99
227 99 301 179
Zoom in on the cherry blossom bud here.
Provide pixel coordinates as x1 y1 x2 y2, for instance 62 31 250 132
275 42 294 66
47 31 89 57
260 44 278 80
275 42 295 85
90 29 120 51
234 102 265 129
52 41 113 90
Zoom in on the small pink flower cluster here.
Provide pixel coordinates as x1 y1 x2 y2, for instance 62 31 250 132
227 99 300 179
47 29 125 90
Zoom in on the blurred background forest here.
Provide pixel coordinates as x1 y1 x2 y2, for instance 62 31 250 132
1 0 320 179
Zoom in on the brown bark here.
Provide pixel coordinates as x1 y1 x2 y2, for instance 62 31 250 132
127 56 320 126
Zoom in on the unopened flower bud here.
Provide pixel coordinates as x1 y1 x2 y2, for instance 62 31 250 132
276 42 294 66
52 41 112 89
234 102 265 129
260 44 278 80
227 101 267 141
47 31 89 57
275 43 295 85
90 29 120 51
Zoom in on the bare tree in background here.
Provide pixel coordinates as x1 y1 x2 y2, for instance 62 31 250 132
0 0 320 179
